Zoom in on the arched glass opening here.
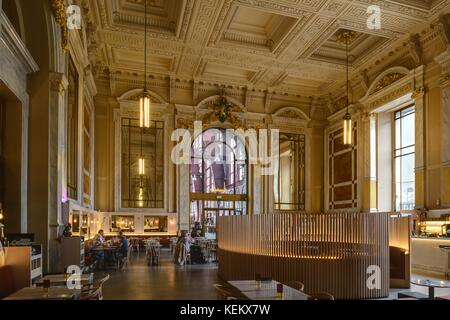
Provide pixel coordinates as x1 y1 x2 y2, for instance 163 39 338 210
190 128 248 239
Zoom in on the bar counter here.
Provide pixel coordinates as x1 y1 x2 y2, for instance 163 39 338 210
411 236 450 274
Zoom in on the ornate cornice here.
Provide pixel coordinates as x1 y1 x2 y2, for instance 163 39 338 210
50 0 68 51
372 73 406 94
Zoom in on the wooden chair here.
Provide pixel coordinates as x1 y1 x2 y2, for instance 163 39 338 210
127 238 137 252
81 273 110 300
169 237 178 255
308 292 335 300
283 281 305 292
118 244 133 271
213 284 246 300
146 243 161 266
81 285 103 300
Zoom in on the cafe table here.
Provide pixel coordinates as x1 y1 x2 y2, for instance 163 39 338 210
91 246 119 269
228 280 310 300
411 278 450 299
35 274 93 287
3 286 81 300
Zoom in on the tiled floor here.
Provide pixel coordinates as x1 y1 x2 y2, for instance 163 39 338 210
102 249 223 300
102 249 450 300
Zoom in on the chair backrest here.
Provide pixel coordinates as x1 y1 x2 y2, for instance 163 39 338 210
96 273 110 286
213 284 241 300
81 285 103 300
283 281 305 292
308 292 335 300
126 243 133 260
0 265 15 299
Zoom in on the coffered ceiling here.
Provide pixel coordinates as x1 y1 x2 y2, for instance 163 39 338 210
83 0 450 99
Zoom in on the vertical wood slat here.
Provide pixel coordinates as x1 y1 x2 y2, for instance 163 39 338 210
218 212 401 300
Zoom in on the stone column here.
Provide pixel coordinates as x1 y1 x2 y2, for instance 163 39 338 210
412 88 426 210
178 163 190 232
166 105 176 214
252 164 261 215
435 48 450 206
48 71 68 273
362 111 377 212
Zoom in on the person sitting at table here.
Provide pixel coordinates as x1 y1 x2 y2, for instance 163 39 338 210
117 231 129 270
174 231 192 265
117 231 129 255
93 230 106 269
194 229 202 238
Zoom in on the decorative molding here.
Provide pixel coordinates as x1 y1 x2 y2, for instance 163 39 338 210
84 0 450 104
49 72 69 93
50 0 68 51
371 73 407 94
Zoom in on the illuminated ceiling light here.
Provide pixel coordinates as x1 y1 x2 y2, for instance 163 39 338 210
336 30 357 146
140 92 151 128
343 112 352 146
139 158 145 175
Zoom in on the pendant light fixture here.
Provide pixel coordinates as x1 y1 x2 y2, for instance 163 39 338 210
138 111 145 206
337 30 356 146
140 0 150 128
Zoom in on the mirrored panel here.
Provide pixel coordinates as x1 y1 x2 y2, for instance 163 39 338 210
274 133 306 211
144 216 168 233
121 118 164 208
111 215 135 233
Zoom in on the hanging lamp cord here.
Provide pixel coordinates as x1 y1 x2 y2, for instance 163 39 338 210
346 40 349 114
144 0 147 92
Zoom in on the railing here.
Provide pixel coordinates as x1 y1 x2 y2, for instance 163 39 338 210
218 212 392 299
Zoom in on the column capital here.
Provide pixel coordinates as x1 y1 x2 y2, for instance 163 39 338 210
49 72 68 93
411 87 426 100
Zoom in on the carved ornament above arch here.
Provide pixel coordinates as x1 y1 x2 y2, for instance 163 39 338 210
117 88 168 104
273 106 311 121
366 66 410 96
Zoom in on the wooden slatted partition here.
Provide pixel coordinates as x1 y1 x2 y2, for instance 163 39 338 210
218 212 391 300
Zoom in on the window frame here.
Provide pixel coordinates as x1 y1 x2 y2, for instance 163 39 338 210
67 56 79 201
393 105 415 212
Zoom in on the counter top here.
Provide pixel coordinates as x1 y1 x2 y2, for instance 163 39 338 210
412 236 450 241
104 232 177 237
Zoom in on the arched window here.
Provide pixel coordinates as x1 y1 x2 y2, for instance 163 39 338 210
190 128 248 238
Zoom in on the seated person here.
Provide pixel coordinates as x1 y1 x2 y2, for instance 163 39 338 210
62 223 72 237
93 229 106 247
194 229 202 238
177 231 192 253
174 231 192 265
117 231 129 257
92 229 106 268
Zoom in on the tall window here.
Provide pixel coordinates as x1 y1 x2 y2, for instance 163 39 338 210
67 57 79 200
189 128 248 231
274 133 306 210
83 104 92 206
394 106 415 211
121 118 164 208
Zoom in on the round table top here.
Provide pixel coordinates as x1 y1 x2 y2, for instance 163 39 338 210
91 246 118 251
411 278 450 288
